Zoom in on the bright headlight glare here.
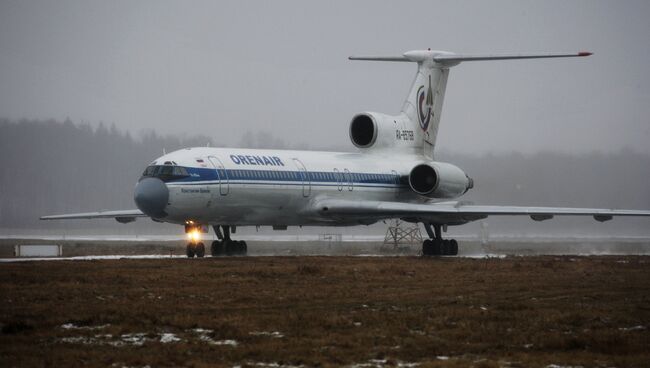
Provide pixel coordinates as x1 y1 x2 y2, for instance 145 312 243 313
187 229 201 242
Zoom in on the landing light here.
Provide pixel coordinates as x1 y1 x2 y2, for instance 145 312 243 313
187 229 201 242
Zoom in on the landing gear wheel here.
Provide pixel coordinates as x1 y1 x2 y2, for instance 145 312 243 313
224 240 236 256
195 242 205 258
240 241 248 255
422 239 432 256
442 240 451 256
450 239 458 256
432 239 442 256
186 243 196 258
211 240 223 256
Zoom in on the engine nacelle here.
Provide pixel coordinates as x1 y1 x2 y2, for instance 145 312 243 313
408 162 473 199
349 112 409 149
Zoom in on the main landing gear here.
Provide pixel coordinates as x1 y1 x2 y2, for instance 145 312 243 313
422 223 458 256
210 225 247 256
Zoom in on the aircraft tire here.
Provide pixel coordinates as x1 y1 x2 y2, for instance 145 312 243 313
431 240 442 256
195 242 205 258
422 239 432 256
211 240 223 256
224 240 235 256
442 240 451 255
450 239 459 256
240 241 248 255
186 243 195 258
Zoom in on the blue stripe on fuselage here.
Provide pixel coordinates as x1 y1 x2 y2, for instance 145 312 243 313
166 167 400 186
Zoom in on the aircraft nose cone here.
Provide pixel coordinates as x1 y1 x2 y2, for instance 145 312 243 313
134 178 169 218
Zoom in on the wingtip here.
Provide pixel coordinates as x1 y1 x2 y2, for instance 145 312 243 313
578 51 593 57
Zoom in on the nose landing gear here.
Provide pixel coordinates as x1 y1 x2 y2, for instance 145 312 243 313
422 223 459 256
186 242 205 258
185 223 206 258
210 225 247 256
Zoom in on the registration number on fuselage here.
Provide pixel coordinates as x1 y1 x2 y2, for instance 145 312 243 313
396 130 414 141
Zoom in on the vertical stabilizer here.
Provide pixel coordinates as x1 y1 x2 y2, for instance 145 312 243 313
349 49 591 158
400 56 450 158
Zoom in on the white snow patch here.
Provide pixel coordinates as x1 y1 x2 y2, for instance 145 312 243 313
60 336 96 344
249 331 284 338
113 333 151 346
619 325 646 332
58 332 182 346
436 356 450 360
61 323 109 330
160 333 181 343
190 328 238 346
347 360 419 368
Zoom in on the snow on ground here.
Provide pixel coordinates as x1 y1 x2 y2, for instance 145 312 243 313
249 331 284 338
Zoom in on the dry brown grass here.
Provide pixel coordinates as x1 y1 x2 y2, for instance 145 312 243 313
1 256 649 367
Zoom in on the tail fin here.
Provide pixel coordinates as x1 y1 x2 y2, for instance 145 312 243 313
349 50 591 158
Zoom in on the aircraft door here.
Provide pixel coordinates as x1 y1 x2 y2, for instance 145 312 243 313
344 169 353 191
292 158 310 197
334 168 342 191
207 156 229 196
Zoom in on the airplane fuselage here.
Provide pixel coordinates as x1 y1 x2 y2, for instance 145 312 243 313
140 147 432 227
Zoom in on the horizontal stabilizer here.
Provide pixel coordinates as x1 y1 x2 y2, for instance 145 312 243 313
432 52 592 65
349 50 592 66
348 56 409 62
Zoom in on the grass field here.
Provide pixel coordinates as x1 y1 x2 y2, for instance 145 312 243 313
1 256 649 367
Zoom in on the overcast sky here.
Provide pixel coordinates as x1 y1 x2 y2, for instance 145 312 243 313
1 0 649 154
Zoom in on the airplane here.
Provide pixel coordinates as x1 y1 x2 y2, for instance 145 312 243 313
41 49 650 257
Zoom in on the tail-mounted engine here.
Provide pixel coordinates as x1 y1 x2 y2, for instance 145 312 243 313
349 112 414 150
408 162 473 199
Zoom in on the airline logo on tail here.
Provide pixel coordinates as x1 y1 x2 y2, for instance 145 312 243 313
416 75 434 131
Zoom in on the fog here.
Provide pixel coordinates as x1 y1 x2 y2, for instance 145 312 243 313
1 119 648 238
1 0 649 155
1 1 649 238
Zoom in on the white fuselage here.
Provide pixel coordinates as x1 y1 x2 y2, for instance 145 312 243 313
149 147 431 226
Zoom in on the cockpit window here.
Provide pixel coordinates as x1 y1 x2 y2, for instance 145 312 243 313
142 166 156 177
141 165 189 182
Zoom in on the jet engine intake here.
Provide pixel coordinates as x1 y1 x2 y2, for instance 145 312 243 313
408 162 472 199
349 113 377 148
349 112 411 149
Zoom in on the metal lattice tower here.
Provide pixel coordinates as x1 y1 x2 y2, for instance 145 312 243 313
383 219 423 249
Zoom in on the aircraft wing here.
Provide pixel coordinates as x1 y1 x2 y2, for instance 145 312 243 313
40 209 147 224
316 200 650 224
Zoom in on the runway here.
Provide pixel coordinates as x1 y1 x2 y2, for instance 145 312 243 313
2 235 649 261
0 253 511 263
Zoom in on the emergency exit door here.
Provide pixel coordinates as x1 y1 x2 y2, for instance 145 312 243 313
207 156 229 196
292 158 311 197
